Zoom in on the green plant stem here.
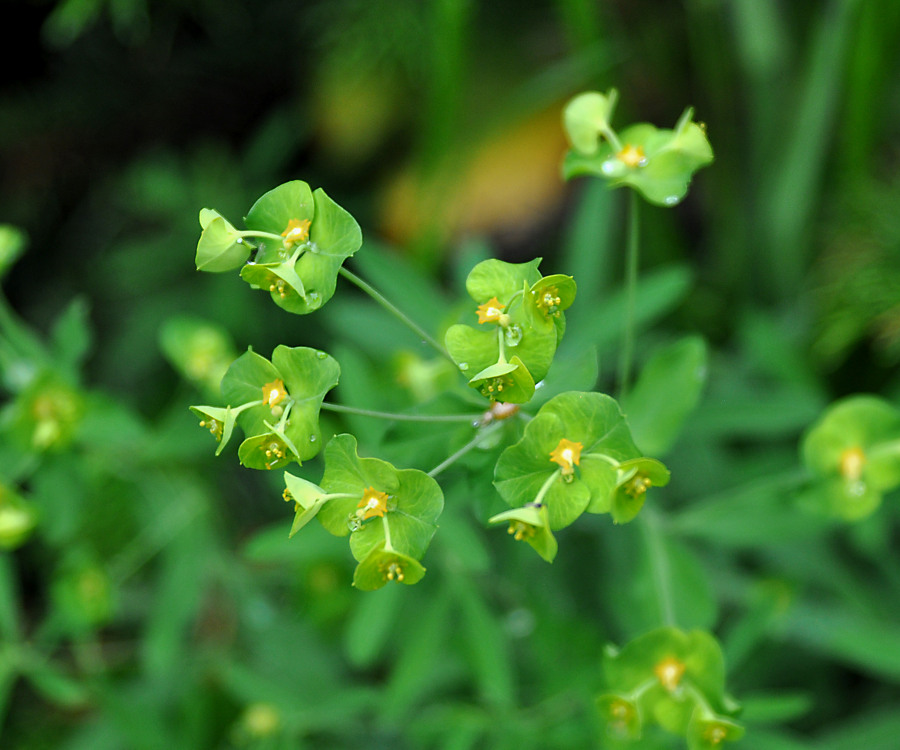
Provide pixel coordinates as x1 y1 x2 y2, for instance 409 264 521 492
617 191 640 400
321 402 481 423
427 424 498 478
338 267 457 366
640 509 676 627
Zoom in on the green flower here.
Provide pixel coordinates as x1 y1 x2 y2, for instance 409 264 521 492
610 457 671 524
494 392 647 529
802 395 900 520
563 89 713 206
207 346 340 469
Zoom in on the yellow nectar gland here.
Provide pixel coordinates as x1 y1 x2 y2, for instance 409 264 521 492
617 143 646 168
198 417 223 441
261 378 288 409
281 218 311 247
654 656 686 692
840 446 866 482
624 473 652 498
357 487 389 520
549 438 583 476
508 520 536 541
476 297 505 324
384 561 405 582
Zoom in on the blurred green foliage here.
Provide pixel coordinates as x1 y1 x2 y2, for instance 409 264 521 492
2 0 900 748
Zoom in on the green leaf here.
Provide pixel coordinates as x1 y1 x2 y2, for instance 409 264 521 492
623 336 708 456
195 211 251 272
343 582 404 665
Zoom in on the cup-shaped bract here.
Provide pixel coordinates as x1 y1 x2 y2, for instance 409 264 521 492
468 357 535 404
494 392 643 530
525 274 576 339
240 181 362 314
563 102 713 207
563 89 619 156
0 483 38 550
219 346 340 469
610 457 671 524
283 472 331 536
195 209 253 272
189 405 239 456
488 504 558 562
686 708 745 750
802 395 900 520
353 545 426 591
596 693 642 742
9 372 84 453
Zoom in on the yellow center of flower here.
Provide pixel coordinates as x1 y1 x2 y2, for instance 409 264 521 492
654 656 686 692
261 379 288 408
281 218 311 247
549 438 583 475
840 446 866 482
624 473 652 498
476 297 505 324
357 487 389 520
617 144 646 168
508 520 536 541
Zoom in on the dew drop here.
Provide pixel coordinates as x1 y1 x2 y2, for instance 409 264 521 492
348 517 362 532
309 434 317 443
307 291 321 305
504 324 523 347
848 480 867 498
236 237 244 244
459 363 469 371
316 351 327 359
601 160 618 176
663 195 679 206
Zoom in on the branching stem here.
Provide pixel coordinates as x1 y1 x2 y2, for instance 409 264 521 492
617 191 640 400
321 402 481 423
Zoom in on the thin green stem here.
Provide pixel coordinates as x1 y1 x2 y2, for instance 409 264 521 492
382 515 393 550
338 267 457 366
534 469 562 505
321 402 481 423
427 424 498 478
617 191 640 400
639 509 676 627
236 229 284 243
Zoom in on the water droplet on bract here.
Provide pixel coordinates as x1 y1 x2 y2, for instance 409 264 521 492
848 479 867 498
236 237 244 244
663 195 679 206
601 160 618 176
348 517 362 532
307 291 321 305
309 434 317 443
308 242 319 253
504 325 523 347
316 351 327 359
638 157 649 167
459 363 469 371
